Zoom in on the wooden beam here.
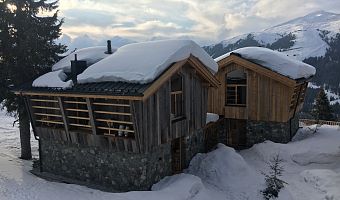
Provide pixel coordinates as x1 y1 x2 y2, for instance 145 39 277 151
32 106 60 110
34 113 62 118
94 110 132 116
67 116 90 120
30 99 58 103
64 101 87 104
36 120 64 125
142 59 187 101
96 119 133 125
98 126 135 133
65 108 88 112
57 97 70 139
15 92 143 101
92 102 130 107
25 97 38 138
86 98 97 135
69 123 91 128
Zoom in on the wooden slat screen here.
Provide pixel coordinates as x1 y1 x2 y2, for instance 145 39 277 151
63 97 92 132
30 95 135 139
30 96 64 128
93 99 134 138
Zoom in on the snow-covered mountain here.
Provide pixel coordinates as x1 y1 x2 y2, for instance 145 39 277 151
204 10 340 60
58 34 135 54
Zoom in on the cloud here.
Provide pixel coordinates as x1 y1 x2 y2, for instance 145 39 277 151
56 0 340 45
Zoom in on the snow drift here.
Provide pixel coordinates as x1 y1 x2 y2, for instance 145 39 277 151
52 46 115 72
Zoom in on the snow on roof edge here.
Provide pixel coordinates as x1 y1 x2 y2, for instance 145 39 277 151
214 47 316 80
77 39 218 85
32 70 73 89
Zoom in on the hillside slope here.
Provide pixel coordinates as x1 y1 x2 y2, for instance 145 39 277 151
204 10 340 60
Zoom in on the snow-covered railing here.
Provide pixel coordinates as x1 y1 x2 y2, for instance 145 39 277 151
299 119 340 126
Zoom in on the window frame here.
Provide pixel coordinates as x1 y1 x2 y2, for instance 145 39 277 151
225 72 247 107
170 73 185 121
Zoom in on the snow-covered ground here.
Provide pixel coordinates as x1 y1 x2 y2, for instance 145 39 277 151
0 109 340 200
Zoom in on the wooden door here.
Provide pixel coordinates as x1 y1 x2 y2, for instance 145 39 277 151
227 119 247 149
171 137 186 174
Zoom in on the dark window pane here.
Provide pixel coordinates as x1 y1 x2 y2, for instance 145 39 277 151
226 86 236 105
171 74 182 92
237 86 246 105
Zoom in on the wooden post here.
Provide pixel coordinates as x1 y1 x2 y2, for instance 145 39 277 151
57 97 71 141
86 98 97 135
24 97 38 138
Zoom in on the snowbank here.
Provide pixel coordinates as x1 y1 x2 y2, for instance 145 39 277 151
188 144 263 200
77 39 218 84
300 169 340 200
32 70 73 89
206 113 219 124
215 47 316 80
52 46 115 72
2 107 340 200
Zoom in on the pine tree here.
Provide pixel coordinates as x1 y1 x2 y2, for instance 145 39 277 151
0 0 66 159
261 154 287 200
312 88 334 121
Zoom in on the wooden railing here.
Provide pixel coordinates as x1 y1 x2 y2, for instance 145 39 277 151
299 119 340 126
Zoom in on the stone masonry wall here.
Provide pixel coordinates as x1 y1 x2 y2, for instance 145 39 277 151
40 138 172 192
246 115 299 146
185 129 206 165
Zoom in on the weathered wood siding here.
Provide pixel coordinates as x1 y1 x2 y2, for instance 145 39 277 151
208 62 308 123
36 127 139 153
132 63 209 153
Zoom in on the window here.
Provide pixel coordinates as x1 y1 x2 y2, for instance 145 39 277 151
226 70 247 106
171 74 184 119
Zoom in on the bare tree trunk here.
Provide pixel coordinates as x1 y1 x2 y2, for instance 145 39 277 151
19 107 31 160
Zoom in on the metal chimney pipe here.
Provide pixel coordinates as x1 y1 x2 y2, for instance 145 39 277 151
71 54 78 85
107 40 112 54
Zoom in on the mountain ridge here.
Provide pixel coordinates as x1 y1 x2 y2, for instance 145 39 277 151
204 11 340 61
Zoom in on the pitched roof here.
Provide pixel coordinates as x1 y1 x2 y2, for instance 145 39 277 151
77 39 218 84
23 39 219 98
215 47 316 80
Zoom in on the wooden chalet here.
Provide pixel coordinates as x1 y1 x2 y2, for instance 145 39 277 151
14 40 219 191
208 47 316 148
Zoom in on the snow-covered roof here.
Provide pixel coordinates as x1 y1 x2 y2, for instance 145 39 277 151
32 70 73 89
215 47 316 80
77 39 218 84
52 46 116 72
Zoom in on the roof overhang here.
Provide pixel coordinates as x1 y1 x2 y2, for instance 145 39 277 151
14 90 143 100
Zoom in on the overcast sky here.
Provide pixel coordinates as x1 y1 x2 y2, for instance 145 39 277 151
56 0 340 45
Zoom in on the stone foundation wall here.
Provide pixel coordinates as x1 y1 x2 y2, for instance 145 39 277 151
185 129 206 165
246 115 299 146
40 138 172 192
38 127 209 192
